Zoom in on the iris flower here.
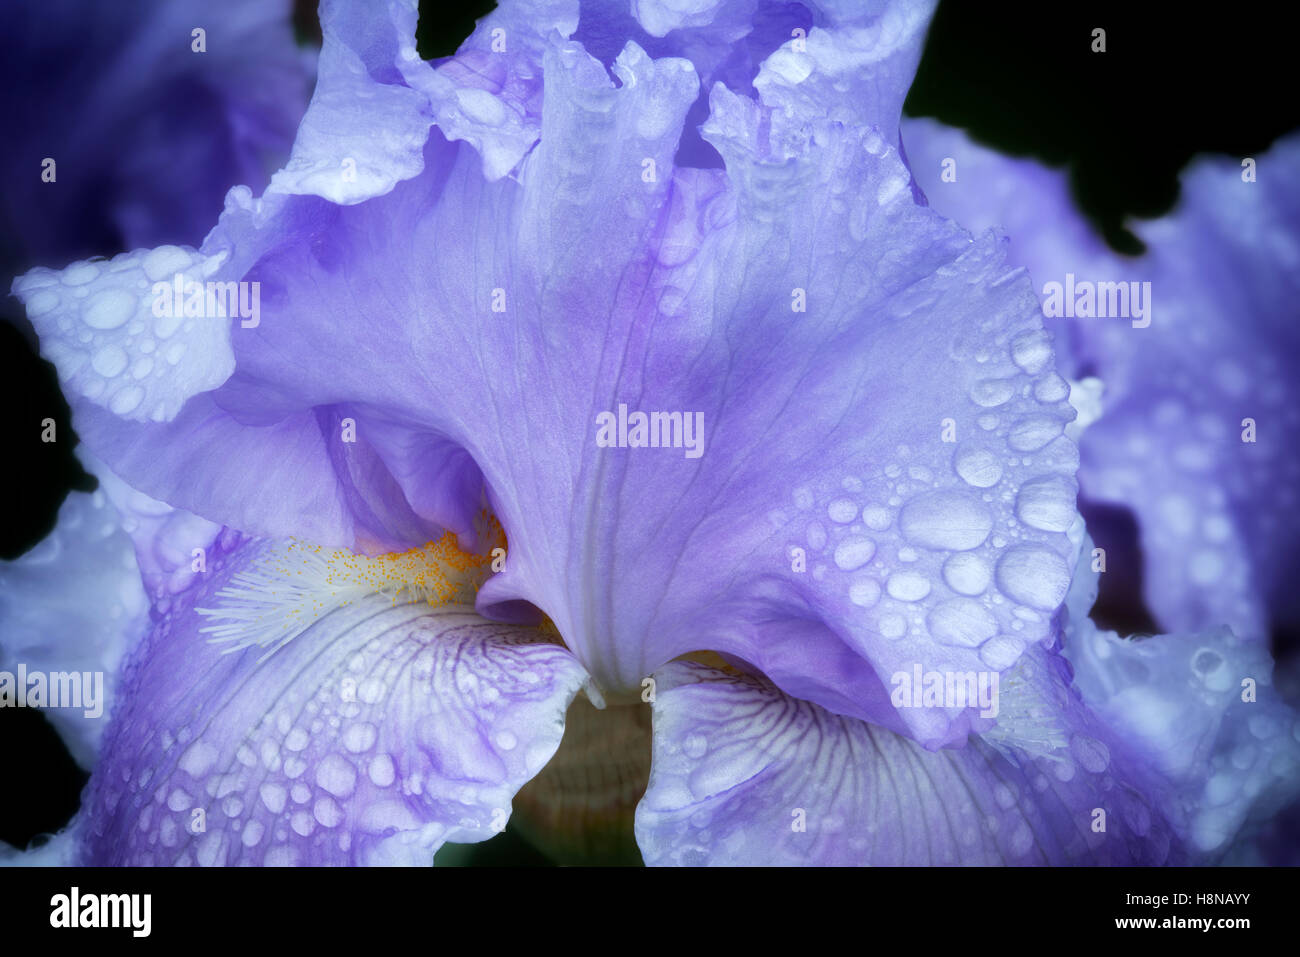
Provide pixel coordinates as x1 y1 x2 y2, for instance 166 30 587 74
3 0 1297 866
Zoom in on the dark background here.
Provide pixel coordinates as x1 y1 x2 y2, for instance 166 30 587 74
3 0 1297 862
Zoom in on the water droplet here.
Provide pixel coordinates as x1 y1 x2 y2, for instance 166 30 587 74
343 722 377 754
943 553 991 595
178 741 218 778
25 289 58 316
314 795 344 828
142 245 193 282
828 499 858 523
886 571 931 602
1007 415 1062 452
108 385 143 415
64 262 100 286
369 753 396 788
1015 475 1077 532
862 506 891 530
291 810 315 837
834 538 876 571
996 545 1070 610
1069 734 1110 773
83 288 134 329
970 378 1015 407
260 782 287 814
358 679 385 705
927 599 997 647
241 819 265 848
1033 373 1069 403
878 614 907 639
979 636 1022 669
91 344 128 378
954 448 1003 488
1010 330 1051 374
1009 822 1034 856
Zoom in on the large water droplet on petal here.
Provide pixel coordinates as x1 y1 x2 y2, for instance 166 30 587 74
954 448 1003 488
996 545 1070 610
1015 475 1077 532
927 599 997 648
886 571 931 602
943 553 991 595
833 537 876 571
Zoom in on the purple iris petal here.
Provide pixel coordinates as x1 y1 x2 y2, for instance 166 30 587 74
636 655 1182 864
1085 143 1300 639
902 119 1300 643
0 453 150 767
73 534 592 866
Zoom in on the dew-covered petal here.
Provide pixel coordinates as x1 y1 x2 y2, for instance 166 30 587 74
74 538 592 866
900 116 1115 370
269 0 431 204
903 120 1300 642
634 659 1182 865
1063 538 1300 859
0 458 149 767
1081 140 1300 638
748 0 934 143
577 0 932 167
14 246 236 423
